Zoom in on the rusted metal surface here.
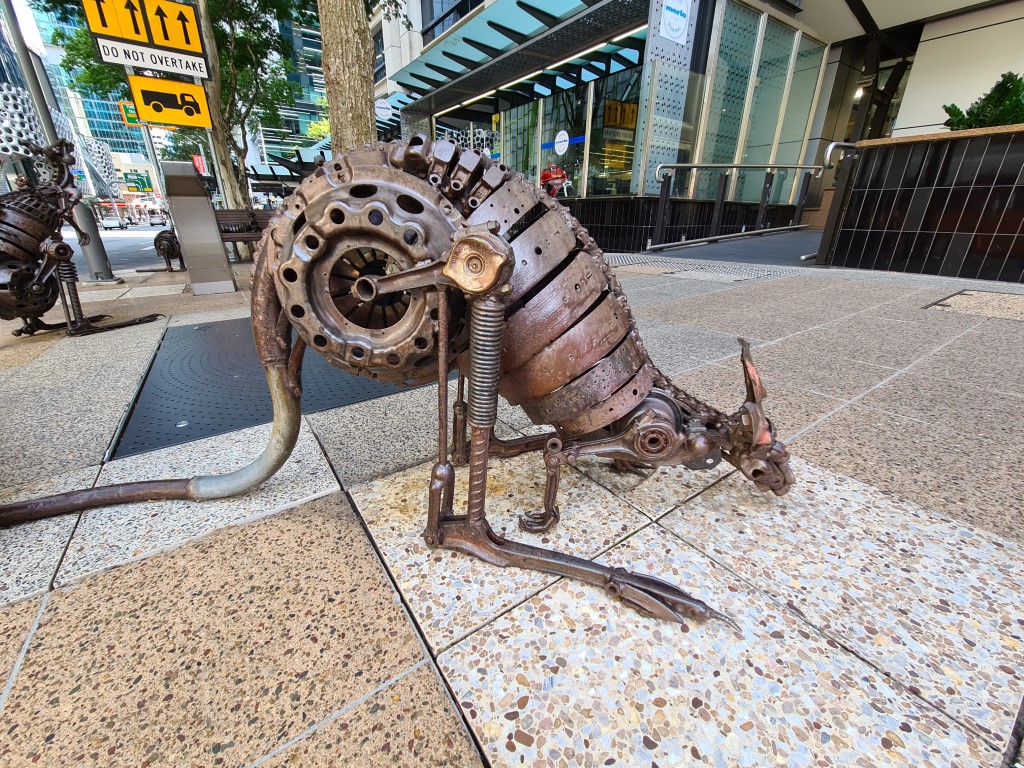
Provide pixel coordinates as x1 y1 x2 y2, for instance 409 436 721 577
0 140 90 336
0 137 794 629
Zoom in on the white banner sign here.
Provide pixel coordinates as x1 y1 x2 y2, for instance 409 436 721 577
659 0 692 45
96 37 209 79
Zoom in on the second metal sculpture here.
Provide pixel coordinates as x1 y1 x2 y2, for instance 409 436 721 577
0 137 793 626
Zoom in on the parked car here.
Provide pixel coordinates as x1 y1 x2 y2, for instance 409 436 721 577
101 215 127 230
148 213 167 226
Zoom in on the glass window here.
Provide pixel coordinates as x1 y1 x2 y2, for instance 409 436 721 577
540 85 588 199
587 68 642 196
373 30 385 83
772 36 825 201
500 101 540 181
695 0 761 197
734 18 795 201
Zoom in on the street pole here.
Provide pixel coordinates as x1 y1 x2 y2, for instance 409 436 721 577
140 125 166 204
0 0 116 281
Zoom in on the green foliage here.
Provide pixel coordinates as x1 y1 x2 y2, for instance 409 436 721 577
942 72 1024 130
305 96 330 140
160 127 210 161
50 26 128 100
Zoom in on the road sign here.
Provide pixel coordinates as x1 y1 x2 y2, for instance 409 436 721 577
83 0 149 44
119 100 140 126
128 74 211 128
144 0 203 54
97 38 208 78
82 0 205 56
122 170 153 192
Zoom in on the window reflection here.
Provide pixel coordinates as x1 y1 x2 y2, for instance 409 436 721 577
587 69 642 196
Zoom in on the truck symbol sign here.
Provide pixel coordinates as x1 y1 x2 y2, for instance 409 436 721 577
141 89 201 116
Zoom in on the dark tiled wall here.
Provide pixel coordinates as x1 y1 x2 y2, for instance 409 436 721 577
564 197 797 253
831 134 1024 282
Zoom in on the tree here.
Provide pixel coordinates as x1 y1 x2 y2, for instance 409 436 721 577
317 0 376 149
38 0 301 226
161 127 212 161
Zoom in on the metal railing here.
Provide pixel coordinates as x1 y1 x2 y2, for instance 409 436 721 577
651 162 824 248
823 141 857 169
814 141 860 264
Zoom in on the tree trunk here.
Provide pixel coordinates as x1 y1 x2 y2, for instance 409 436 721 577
195 0 248 211
318 0 375 150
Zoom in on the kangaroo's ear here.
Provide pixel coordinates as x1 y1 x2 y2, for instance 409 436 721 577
738 338 766 405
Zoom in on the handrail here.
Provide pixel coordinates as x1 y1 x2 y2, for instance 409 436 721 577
823 141 857 169
655 162 824 181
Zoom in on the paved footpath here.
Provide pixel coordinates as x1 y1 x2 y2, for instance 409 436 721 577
0 257 1022 767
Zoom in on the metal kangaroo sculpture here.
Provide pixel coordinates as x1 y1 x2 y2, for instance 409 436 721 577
0 140 92 336
0 138 794 626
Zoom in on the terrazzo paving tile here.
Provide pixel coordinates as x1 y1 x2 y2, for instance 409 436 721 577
633 316 758 366
55 419 338 584
0 496 425 767
619 278 732 309
347 452 651 651
121 283 187 299
671 362 847 440
932 290 1024 321
167 304 252 327
660 457 1024 746
0 466 101 604
261 664 483 767
570 457 731 519
858 370 1024 439
308 382 456 487
439 525 999 767
791 404 1024 542
0 596 40 695
733 337 898 400
777 313 974 369
911 319 1024 395
75 287 130 303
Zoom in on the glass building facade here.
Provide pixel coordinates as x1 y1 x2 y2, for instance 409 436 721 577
434 0 825 205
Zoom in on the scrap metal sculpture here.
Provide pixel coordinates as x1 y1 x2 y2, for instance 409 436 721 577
0 137 793 626
0 140 161 336
0 140 94 336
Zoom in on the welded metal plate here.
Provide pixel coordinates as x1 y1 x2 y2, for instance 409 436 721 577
113 317 414 458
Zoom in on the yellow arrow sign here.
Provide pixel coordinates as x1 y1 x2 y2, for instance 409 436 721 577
144 0 203 54
129 74 211 128
83 0 149 43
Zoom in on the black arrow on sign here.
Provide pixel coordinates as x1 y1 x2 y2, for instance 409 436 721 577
154 5 169 39
93 0 108 27
177 10 191 45
124 0 141 34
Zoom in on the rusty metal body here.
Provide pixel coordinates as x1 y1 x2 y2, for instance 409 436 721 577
260 137 793 624
0 140 89 335
0 137 793 627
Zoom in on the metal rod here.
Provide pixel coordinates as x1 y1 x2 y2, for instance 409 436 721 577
793 171 812 225
656 162 824 180
648 224 808 252
652 170 672 246
823 141 857 169
755 171 774 230
709 172 727 237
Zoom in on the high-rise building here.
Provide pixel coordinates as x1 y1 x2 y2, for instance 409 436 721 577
247 13 328 165
33 11 146 155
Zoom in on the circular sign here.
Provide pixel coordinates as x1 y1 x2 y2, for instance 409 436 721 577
374 99 395 122
554 130 570 156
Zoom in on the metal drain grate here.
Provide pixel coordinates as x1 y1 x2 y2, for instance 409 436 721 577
113 317 418 458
